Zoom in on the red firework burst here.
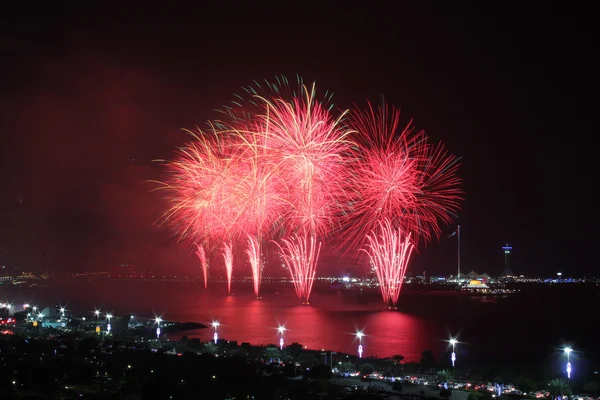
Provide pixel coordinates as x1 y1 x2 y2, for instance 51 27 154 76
342 102 463 249
156 79 461 306
252 82 353 238
341 103 462 306
157 127 248 247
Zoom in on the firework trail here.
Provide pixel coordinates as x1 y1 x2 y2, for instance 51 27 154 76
195 243 209 290
362 219 414 307
245 82 352 302
222 241 233 295
276 231 322 304
246 235 263 298
342 103 462 306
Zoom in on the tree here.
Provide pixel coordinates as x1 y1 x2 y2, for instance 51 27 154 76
437 369 454 383
338 362 355 373
201 342 218 354
421 350 436 369
548 378 570 400
518 378 537 393
262 347 281 360
359 363 375 375
286 342 303 359
392 354 405 364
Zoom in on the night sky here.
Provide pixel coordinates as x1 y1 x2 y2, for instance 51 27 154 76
0 6 587 277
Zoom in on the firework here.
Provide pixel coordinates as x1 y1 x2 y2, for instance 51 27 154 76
362 219 414 307
157 127 248 246
156 78 461 306
343 102 462 247
243 82 351 302
276 231 322 304
222 241 233 295
246 235 263 298
253 82 353 238
342 103 462 306
195 243 209 290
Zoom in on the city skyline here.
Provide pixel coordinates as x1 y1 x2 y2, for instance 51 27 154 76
0 8 586 277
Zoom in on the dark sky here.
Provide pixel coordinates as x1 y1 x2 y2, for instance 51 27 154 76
0 6 588 277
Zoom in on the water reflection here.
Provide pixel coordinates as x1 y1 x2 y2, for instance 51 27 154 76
172 291 438 361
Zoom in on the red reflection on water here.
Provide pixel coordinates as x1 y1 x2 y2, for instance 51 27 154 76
24 281 443 361
169 291 438 361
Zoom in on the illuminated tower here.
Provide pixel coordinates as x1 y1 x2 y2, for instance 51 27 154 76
501 244 513 276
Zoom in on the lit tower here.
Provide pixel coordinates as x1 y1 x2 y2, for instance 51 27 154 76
501 244 513 276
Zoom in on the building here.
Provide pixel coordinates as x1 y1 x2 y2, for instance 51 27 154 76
501 244 514 276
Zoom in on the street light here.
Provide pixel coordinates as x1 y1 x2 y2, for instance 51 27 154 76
94 310 100 321
564 347 572 379
355 331 364 359
155 317 162 339
106 313 112 334
449 337 458 375
278 325 286 350
212 321 220 343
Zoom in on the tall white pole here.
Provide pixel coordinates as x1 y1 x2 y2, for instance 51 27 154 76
457 225 461 281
